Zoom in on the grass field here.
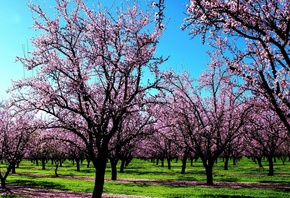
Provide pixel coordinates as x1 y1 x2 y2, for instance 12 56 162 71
1 157 290 197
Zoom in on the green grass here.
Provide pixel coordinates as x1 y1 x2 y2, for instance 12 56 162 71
1 157 290 197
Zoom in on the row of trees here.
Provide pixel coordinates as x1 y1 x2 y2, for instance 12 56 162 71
1 65 289 191
0 0 288 197
136 64 290 184
1 86 289 186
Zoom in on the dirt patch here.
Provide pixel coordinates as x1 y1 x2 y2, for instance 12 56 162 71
0 185 150 198
0 186 91 198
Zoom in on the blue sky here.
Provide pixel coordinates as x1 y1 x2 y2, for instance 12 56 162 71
0 0 210 99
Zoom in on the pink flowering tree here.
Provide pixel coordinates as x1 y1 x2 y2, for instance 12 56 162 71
108 107 157 180
276 138 290 165
244 104 289 176
25 131 48 169
65 134 87 172
152 97 188 171
161 66 251 185
182 0 290 133
10 0 165 197
0 101 38 188
222 136 245 170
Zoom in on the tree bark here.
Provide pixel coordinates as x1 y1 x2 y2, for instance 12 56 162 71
41 158 46 170
205 165 214 185
76 159 80 172
167 157 171 170
120 159 125 173
233 157 237 165
281 156 286 165
202 158 214 185
181 157 187 174
268 156 274 176
257 157 263 168
0 165 12 189
110 159 118 180
87 158 91 168
224 156 229 170
55 163 59 177
92 152 108 198
181 149 189 174
11 162 16 174
0 177 6 189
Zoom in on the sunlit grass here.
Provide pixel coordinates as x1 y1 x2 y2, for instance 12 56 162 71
2 157 290 197
5 175 290 198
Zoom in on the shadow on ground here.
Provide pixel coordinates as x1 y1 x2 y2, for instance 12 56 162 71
9 177 66 191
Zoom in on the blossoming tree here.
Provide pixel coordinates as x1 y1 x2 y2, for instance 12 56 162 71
161 66 251 185
182 0 290 133
0 102 37 188
244 104 289 176
10 0 165 197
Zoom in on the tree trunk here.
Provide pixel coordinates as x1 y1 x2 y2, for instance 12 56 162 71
41 158 46 170
181 150 188 174
0 165 12 189
205 165 214 185
268 156 274 176
11 162 16 174
110 159 118 180
0 177 6 189
76 159 80 172
161 159 164 167
120 159 125 173
125 157 132 167
92 154 108 198
233 157 237 165
202 158 214 186
190 158 194 166
181 157 187 174
167 157 171 170
224 156 229 170
87 158 91 168
55 163 59 177
35 159 39 166
257 157 263 168
281 156 286 165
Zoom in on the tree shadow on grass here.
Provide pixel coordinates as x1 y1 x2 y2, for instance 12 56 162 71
259 180 290 184
217 177 239 182
9 178 67 191
80 169 95 173
64 169 94 176
200 195 254 198
177 175 198 181
121 170 174 176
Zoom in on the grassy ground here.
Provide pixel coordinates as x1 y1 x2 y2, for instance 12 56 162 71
1 157 290 197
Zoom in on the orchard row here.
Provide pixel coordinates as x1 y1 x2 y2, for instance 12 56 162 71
1 0 289 197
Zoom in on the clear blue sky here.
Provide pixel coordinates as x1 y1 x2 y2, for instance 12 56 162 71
0 0 210 99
